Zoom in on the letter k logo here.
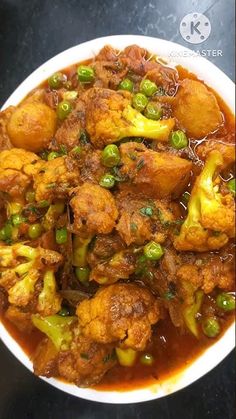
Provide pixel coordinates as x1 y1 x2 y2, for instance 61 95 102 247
191 20 201 35
180 13 211 44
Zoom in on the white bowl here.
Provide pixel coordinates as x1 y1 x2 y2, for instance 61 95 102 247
0 35 235 404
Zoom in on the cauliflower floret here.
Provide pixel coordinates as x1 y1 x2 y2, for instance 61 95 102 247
90 250 136 284
177 257 234 294
0 243 62 315
80 150 107 184
32 338 59 377
174 150 235 252
7 102 57 152
54 94 87 151
82 88 175 148
0 148 39 198
24 156 80 203
32 314 116 386
173 79 222 138
76 283 160 351
36 270 62 315
69 183 118 236
118 142 192 199
197 140 235 169
8 269 40 307
0 148 39 170
115 191 176 245
57 336 116 387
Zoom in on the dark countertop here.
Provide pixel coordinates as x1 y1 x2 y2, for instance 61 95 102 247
0 1 235 418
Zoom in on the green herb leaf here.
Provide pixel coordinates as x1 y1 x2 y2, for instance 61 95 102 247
46 183 56 189
103 350 117 363
59 145 68 155
80 130 90 145
164 291 175 300
111 167 129 183
212 230 221 237
130 222 138 232
139 207 153 217
127 152 137 161
136 158 145 171
80 353 89 360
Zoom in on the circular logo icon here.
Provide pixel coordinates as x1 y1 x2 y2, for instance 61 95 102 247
179 13 211 44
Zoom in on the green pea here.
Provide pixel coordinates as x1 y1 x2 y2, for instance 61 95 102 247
26 191 35 203
57 101 72 120
202 317 220 338
28 223 42 239
143 241 164 261
118 78 134 92
227 178 235 195
58 307 70 317
144 103 162 120
99 174 116 189
140 79 158 97
48 72 65 89
140 353 154 366
11 214 25 227
216 293 235 311
170 130 188 149
75 267 90 284
101 144 120 167
48 151 59 161
77 65 95 83
55 227 67 244
0 223 12 241
132 93 148 112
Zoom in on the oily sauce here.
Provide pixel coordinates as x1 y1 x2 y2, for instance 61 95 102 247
1 308 234 391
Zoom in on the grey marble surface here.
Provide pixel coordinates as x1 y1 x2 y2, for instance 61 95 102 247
0 0 235 418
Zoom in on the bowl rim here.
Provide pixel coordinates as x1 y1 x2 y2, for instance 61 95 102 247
0 34 235 404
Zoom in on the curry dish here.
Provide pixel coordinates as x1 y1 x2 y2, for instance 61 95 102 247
0 44 235 390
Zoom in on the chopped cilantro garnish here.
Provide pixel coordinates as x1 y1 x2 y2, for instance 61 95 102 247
139 207 153 217
80 353 89 360
136 158 145 171
130 222 138 232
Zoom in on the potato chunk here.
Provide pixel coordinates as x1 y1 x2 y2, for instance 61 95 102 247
119 142 192 199
7 102 56 152
173 79 222 138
